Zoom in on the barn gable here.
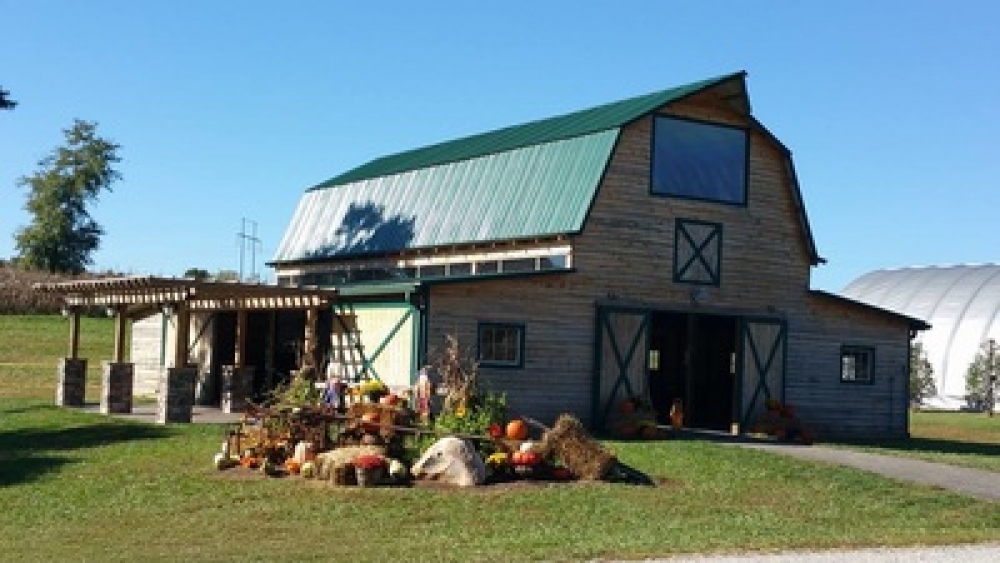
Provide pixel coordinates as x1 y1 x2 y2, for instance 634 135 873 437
272 72 820 269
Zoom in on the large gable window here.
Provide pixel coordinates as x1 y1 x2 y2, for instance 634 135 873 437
651 116 748 205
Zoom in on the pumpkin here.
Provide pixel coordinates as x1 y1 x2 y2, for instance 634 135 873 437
488 423 504 439
506 419 529 441
285 458 302 475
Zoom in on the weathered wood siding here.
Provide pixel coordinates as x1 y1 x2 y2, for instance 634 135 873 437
787 296 910 438
424 87 910 437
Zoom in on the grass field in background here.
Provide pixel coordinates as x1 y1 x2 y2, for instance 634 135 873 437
2 314 999 562
833 411 1000 473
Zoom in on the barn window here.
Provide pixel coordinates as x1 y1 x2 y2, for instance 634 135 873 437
477 323 525 368
840 346 874 383
651 116 748 205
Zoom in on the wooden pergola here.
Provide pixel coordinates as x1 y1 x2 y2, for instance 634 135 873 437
35 276 339 367
35 276 341 421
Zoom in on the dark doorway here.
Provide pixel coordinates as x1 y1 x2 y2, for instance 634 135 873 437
648 311 738 431
209 311 237 405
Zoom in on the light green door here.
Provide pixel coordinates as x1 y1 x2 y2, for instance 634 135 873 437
331 302 419 388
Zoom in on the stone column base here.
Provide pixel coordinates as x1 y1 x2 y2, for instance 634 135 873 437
221 365 255 414
157 367 197 424
101 362 134 414
56 358 87 407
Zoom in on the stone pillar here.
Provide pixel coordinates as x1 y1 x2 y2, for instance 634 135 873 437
157 367 197 424
56 358 87 407
101 362 134 414
221 365 255 414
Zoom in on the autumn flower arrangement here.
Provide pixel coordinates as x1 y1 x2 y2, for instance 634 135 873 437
353 453 386 470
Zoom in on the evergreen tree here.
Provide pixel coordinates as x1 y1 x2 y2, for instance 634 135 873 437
909 341 936 408
14 120 121 273
965 339 998 411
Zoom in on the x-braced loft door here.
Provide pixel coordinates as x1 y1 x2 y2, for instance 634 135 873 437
594 306 650 430
738 318 787 430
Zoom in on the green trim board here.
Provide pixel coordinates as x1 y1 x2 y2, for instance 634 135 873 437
673 219 723 286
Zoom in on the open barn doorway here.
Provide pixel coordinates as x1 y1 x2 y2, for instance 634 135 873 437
647 312 738 431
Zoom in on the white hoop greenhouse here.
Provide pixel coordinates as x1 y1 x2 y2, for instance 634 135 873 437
842 264 1000 409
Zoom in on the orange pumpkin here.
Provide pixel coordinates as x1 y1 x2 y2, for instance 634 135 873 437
506 419 529 441
285 459 302 474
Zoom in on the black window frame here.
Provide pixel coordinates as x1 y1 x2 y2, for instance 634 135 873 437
477 322 525 369
650 114 750 206
840 345 875 384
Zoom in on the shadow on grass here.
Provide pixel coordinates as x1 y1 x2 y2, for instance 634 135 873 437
0 410 175 487
833 436 1000 458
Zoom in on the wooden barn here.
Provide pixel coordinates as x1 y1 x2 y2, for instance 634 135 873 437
268 71 925 438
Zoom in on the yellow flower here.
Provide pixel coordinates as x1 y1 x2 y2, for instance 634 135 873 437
455 405 467 418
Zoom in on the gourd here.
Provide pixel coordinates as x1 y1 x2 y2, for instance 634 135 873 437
505 419 529 441
300 461 317 479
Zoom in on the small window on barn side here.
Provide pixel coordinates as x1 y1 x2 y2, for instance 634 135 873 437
477 323 525 368
651 116 748 205
841 346 874 383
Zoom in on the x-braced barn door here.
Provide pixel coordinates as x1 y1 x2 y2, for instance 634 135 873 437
738 318 787 430
594 306 650 430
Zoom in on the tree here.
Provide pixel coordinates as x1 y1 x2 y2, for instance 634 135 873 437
965 339 998 412
0 87 15 110
14 120 121 274
183 268 210 281
909 341 936 409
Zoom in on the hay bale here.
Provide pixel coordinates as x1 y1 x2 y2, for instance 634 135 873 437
315 445 385 485
540 414 616 481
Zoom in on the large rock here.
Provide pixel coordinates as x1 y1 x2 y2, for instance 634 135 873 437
411 436 486 487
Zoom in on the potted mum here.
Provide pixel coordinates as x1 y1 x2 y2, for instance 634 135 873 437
353 454 387 487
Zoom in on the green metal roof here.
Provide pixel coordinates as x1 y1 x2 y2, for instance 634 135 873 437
273 129 619 262
273 72 751 264
311 71 746 190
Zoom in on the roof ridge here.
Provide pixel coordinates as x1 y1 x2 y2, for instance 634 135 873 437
309 71 745 191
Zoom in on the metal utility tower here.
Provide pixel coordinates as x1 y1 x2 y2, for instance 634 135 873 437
237 218 262 282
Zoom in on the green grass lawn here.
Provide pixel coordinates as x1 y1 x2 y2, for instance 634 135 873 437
2 315 999 562
829 411 1000 473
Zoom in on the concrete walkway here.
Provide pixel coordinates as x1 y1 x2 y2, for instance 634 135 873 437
640 542 1000 562
731 441 1000 502
76 403 244 425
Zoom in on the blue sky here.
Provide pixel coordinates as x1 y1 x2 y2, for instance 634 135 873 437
2 1 998 291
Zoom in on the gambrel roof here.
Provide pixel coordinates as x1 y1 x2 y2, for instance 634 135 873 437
272 72 821 265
